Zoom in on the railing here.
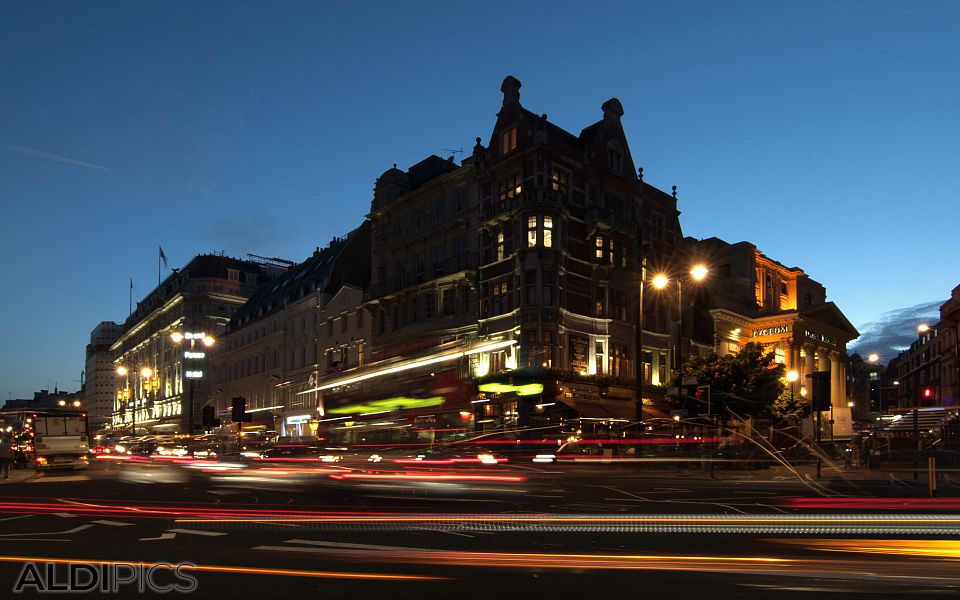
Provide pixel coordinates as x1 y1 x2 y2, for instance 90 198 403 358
369 253 475 298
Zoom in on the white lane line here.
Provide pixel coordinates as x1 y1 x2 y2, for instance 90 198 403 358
0 524 94 537
91 520 135 527
140 528 227 541
53 512 77 518
286 539 437 551
0 515 33 522
34 476 90 483
168 528 227 536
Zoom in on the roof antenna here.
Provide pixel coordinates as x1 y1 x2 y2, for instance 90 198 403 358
672 185 678 199
441 147 463 159
638 167 644 182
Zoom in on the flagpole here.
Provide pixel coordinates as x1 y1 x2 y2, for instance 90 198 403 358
158 245 161 287
129 278 133 317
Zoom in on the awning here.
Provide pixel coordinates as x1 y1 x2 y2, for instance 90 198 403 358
560 399 636 421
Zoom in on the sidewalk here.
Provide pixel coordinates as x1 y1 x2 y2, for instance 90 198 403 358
0 467 37 484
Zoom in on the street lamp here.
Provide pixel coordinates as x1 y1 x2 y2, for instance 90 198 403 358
918 323 930 333
651 264 709 377
170 331 215 434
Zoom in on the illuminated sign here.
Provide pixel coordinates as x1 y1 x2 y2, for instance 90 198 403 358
753 325 789 337
327 396 444 415
184 332 206 340
804 329 838 347
185 370 203 379
285 414 310 424
184 351 206 359
477 383 544 396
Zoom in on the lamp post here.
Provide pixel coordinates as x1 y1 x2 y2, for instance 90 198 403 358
170 331 215 434
139 367 152 435
651 264 708 380
115 366 131 434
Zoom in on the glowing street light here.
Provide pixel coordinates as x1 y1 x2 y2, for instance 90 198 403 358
116 366 128 376
72 400 81 408
141 367 153 378
651 274 669 289
170 332 184 344
690 264 708 281
786 370 799 383
867 353 880 363
918 323 930 333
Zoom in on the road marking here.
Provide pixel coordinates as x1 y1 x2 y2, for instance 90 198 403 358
0 524 94 537
91 520 135 527
286 539 437 551
140 528 227 541
53 512 77 518
34 476 90 483
0 515 33 522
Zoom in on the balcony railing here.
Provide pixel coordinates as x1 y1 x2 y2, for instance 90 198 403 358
369 253 475 298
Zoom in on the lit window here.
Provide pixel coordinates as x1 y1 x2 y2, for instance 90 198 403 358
608 239 614 264
501 127 517 154
496 231 505 261
527 216 537 247
543 216 553 247
595 235 604 260
551 168 569 194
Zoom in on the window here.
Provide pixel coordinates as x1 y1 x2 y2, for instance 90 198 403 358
434 245 445 274
414 253 424 281
228 269 240 281
525 270 537 305
326 319 333 336
651 213 664 242
496 231 505 261
595 286 606 317
498 174 522 209
409 297 418 324
356 309 364 328
551 167 569 195
442 288 455 316
595 235 605 260
500 127 517 154
492 280 509 316
543 215 553 248
396 260 406 288
425 291 436 319
774 346 785 364
595 341 605 376
434 198 444 222
658 352 668 384
607 148 623 174
527 215 537 247
542 270 554 306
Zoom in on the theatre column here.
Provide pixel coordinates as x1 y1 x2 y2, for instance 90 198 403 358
830 352 842 409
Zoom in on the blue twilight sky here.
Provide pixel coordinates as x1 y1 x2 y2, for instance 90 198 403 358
1 1 958 399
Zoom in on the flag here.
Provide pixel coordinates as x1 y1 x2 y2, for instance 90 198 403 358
129 278 133 290
159 246 168 268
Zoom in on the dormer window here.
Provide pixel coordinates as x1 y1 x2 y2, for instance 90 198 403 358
501 127 517 155
607 148 623 174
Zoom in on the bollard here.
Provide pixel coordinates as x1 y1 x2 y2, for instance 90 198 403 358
928 457 937 498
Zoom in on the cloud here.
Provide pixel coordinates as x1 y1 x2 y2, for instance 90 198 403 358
850 299 944 360
0 142 109 171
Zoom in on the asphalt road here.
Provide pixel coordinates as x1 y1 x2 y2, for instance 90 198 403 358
0 463 957 598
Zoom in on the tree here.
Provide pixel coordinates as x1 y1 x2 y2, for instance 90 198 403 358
682 342 786 419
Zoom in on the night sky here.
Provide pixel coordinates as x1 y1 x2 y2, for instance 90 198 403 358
2 1 957 399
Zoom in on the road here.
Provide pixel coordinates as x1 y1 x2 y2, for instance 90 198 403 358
0 462 957 598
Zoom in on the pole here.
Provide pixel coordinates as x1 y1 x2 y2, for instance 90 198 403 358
815 407 822 479
188 379 195 435
675 280 682 375
928 456 937 498
634 222 645 429
913 408 920 480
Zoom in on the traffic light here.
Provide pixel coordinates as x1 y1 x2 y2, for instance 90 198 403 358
230 397 249 422
922 387 933 399
808 371 831 411
202 405 220 428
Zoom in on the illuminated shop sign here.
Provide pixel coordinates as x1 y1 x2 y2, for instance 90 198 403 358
804 329 838 347
285 414 310 424
327 396 444 416
185 370 203 379
753 325 789 337
184 351 206 359
478 383 544 396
